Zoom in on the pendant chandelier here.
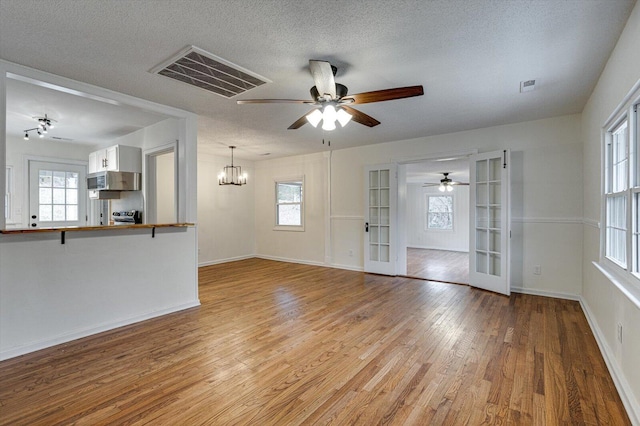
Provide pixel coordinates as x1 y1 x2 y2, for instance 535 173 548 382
218 146 247 186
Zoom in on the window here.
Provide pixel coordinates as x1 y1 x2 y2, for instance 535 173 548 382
427 195 453 230
603 97 639 280
38 170 80 222
275 178 303 229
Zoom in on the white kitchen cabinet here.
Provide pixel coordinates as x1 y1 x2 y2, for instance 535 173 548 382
88 145 141 173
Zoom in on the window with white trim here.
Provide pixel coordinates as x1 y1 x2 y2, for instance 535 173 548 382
426 194 453 230
275 178 304 229
603 96 639 280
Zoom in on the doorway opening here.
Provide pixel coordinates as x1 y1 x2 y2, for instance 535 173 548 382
399 156 471 285
145 143 177 224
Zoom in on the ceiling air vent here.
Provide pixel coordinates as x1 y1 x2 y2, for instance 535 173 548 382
151 46 271 98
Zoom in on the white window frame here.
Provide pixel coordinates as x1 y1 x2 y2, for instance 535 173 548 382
601 85 640 284
425 193 454 232
274 176 304 231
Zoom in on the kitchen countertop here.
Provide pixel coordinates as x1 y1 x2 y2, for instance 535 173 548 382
0 223 195 235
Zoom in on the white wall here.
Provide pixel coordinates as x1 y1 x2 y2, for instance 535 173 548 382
253 152 328 265
406 183 469 252
197 152 255 265
580 2 640 421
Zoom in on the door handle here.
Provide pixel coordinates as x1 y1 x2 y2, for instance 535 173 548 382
365 222 369 232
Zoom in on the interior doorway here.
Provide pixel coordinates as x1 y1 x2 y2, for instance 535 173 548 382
145 143 177 224
399 156 471 285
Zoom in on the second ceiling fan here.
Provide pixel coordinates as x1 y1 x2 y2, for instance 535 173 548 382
237 60 424 130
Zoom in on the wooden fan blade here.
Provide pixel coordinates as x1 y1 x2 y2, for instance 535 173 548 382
309 60 336 99
342 85 424 104
340 105 380 127
287 108 320 129
237 99 315 104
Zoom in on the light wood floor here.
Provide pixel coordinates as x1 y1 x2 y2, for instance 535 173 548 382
0 259 630 425
407 248 469 284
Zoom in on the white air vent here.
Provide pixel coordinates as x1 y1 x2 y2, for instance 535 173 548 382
151 46 271 98
520 79 536 93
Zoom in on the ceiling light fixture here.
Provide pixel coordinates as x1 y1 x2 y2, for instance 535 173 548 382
439 182 454 192
23 114 57 141
218 146 247 186
306 104 352 131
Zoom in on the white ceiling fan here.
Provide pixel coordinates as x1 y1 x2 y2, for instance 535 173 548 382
422 172 469 192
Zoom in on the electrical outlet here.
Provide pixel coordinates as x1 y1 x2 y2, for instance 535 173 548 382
533 265 541 275
348 249 354 257
617 323 623 343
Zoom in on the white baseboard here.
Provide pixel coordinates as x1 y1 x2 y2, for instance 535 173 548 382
0 300 201 361
579 297 640 425
511 286 581 301
255 254 326 267
198 254 255 267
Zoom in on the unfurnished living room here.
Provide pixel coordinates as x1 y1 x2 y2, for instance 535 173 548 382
0 1 639 424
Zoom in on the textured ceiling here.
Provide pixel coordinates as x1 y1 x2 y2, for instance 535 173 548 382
0 0 636 160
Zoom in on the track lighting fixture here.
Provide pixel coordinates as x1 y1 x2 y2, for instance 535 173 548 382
23 114 57 141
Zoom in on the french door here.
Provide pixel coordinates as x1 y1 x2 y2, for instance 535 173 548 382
29 160 87 228
469 150 510 295
364 164 397 275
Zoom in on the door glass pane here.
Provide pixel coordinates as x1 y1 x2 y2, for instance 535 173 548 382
66 205 78 221
369 245 379 261
380 170 390 187
380 245 390 262
369 226 379 243
369 207 379 224
53 171 66 188
66 189 78 205
380 207 389 225
489 183 501 204
489 230 501 252
39 205 52 221
66 172 79 188
476 183 488 205
489 254 501 276
476 230 487 251
52 188 65 204
489 158 502 181
490 206 501 229
476 252 488 274
380 226 389 244
39 188 52 204
369 189 378 206
39 171 52 187
476 160 487 181
380 189 389 206
476 206 488 228
369 171 379 188
53 205 65 221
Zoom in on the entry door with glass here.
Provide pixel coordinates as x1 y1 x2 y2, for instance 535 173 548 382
29 161 87 228
469 150 510 295
364 164 397 275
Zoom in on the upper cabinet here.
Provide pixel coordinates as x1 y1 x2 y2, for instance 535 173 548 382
89 145 142 173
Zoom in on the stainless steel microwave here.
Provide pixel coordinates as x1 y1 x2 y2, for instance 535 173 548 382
87 171 141 191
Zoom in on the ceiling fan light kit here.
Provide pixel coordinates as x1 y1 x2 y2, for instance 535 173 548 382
237 60 424 133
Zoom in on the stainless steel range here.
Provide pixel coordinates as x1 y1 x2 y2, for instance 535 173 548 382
112 210 142 225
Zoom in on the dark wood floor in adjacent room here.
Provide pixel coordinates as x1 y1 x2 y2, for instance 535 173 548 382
0 258 630 425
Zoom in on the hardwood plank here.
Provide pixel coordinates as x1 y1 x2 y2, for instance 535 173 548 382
406 248 469 284
0 259 630 425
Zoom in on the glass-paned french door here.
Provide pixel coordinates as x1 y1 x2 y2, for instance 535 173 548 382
469 150 510 295
364 164 397 275
29 160 87 228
